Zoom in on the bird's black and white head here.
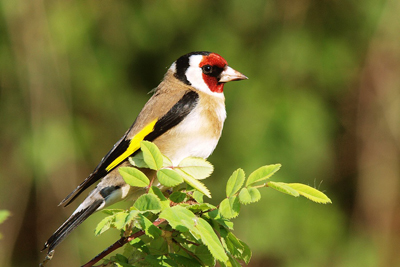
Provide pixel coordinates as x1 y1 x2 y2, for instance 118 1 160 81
170 51 248 95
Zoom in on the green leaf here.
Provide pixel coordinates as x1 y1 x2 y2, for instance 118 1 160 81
220 228 244 260
195 245 215 266
162 155 173 167
239 240 252 264
119 167 150 187
137 214 162 238
128 151 148 168
145 254 174 267
226 232 244 253
112 254 129 266
287 183 332 204
113 212 129 230
192 191 204 203
133 194 162 212
219 196 240 219
102 209 125 215
148 186 167 201
226 169 245 197
169 254 202 267
207 210 234 230
169 191 187 203
140 141 163 170
238 187 261 204
228 254 242 267
159 206 196 232
95 215 113 236
195 217 228 263
267 181 300 197
157 169 184 187
178 157 214 180
186 203 216 213
176 169 211 198
149 186 170 210
125 210 140 226
246 164 281 186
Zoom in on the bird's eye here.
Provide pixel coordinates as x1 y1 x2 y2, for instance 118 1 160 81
202 65 212 74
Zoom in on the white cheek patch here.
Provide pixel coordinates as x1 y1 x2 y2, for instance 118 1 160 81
185 55 208 91
185 55 224 97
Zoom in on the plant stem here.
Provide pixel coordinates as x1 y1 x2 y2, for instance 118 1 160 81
81 218 166 267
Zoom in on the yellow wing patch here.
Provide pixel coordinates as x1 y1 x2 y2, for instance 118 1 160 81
106 119 158 171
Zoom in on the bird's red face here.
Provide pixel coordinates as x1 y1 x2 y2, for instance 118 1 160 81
173 51 247 95
199 53 228 93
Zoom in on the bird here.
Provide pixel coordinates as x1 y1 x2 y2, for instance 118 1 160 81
42 51 247 255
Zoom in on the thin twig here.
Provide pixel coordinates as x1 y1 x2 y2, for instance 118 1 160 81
81 218 166 267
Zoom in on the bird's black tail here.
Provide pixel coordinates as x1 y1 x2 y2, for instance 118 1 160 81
42 199 103 253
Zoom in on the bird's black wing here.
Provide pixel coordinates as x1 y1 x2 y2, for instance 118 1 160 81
60 90 199 206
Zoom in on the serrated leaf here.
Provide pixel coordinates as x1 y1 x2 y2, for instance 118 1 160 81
113 212 129 230
95 215 113 236
175 169 211 198
192 191 204 203
246 164 281 186
239 240 252 264
169 253 202 267
159 206 196 232
238 187 261 204
125 210 140 226
194 245 215 266
219 196 240 219
140 141 163 170
287 183 332 204
195 217 228 263
113 254 129 266
178 157 214 180
137 214 162 238
149 186 170 210
220 228 243 259
128 152 148 168
226 169 245 198
157 169 184 187
170 191 187 203
267 181 300 197
207 210 234 230
119 167 150 187
133 194 162 212
226 232 244 252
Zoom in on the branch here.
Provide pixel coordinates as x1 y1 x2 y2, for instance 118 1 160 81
81 218 166 267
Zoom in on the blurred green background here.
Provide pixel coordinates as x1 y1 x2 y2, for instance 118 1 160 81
1 0 399 266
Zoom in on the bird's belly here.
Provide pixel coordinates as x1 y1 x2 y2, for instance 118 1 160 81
154 110 223 165
168 134 220 165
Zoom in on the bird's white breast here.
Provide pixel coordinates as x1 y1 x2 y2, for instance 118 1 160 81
155 96 226 166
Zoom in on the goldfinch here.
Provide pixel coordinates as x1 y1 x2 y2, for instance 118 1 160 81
42 51 247 254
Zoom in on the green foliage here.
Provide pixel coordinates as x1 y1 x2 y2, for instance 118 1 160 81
119 167 150 187
93 142 331 266
140 141 164 170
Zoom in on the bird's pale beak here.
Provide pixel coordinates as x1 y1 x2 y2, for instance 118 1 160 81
219 66 248 83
